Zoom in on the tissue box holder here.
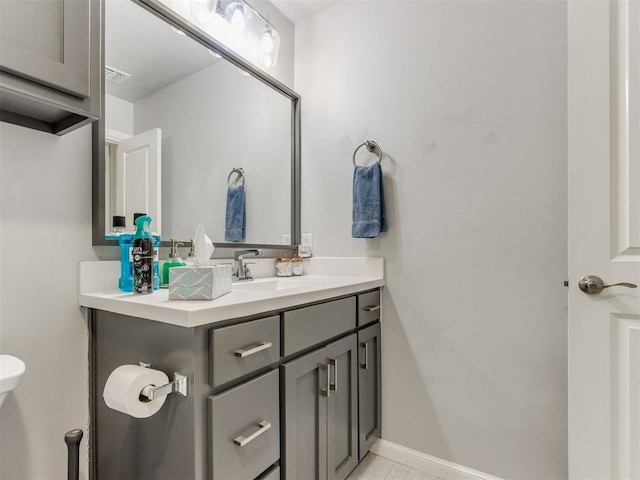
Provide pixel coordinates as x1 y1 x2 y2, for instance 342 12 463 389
168 265 232 301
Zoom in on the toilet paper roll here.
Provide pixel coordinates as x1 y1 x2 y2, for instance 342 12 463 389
103 364 169 418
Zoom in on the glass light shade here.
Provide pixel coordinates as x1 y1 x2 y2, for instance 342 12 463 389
224 1 252 32
260 25 279 68
190 0 215 24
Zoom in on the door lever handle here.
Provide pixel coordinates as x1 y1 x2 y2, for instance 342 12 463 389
578 275 637 295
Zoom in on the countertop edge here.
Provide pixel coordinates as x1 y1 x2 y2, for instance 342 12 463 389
80 277 384 328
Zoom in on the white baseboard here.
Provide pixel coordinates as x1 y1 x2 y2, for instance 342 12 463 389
370 439 504 480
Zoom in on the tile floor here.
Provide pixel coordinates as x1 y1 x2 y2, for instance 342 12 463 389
346 453 436 480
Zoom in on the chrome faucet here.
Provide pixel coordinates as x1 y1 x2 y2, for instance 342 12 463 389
233 249 264 281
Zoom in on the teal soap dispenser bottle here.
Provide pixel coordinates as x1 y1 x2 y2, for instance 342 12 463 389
133 215 154 294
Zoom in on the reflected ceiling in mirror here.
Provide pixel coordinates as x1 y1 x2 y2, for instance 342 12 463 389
100 0 297 247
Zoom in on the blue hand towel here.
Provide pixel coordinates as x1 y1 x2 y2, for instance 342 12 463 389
352 163 387 238
225 185 245 242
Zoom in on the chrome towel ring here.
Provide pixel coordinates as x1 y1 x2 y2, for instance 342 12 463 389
227 167 245 187
352 140 382 167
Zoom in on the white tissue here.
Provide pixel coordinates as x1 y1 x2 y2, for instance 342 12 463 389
193 223 214 266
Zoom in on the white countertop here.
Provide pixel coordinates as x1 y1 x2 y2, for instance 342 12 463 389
78 258 384 328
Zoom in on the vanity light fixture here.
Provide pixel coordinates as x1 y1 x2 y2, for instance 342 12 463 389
260 24 280 68
224 0 252 32
190 0 215 24
219 0 280 70
167 0 280 71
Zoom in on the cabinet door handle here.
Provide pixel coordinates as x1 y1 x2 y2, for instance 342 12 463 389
362 305 380 312
233 420 271 447
234 341 272 358
322 363 331 398
360 342 369 370
329 358 338 392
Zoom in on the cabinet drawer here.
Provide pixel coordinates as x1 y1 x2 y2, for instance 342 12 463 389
209 370 280 480
258 465 280 480
357 290 380 327
283 297 356 356
210 315 280 387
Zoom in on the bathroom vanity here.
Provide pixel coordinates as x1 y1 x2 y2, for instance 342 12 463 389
79 259 383 480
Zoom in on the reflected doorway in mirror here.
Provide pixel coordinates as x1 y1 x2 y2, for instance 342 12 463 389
105 128 162 236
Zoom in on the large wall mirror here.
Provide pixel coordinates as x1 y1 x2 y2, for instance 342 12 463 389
92 0 300 248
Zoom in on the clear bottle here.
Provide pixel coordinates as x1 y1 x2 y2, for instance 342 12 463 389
162 239 186 286
133 216 154 294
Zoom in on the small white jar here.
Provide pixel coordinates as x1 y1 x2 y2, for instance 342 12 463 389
276 256 292 276
291 255 303 276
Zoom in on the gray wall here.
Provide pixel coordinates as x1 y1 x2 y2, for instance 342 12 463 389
295 1 568 479
0 123 97 478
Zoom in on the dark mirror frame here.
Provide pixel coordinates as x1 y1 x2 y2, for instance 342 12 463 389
92 0 301 249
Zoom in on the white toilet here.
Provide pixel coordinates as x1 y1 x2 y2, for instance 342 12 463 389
0 355 26 408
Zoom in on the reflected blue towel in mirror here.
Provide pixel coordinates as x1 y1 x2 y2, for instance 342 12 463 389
225 185 245 242
352 163 387 238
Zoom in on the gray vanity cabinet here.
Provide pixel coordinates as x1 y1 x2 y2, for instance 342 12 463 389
357 322 382 459
0 0 102 134
91 288 381 480
281 334 358 480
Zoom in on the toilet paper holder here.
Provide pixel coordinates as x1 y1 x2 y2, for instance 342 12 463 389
138 362 188 401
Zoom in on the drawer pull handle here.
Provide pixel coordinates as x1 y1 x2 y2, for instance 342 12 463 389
329 358 338 392
233 420 272 447
360 342 369 370
234 341 272 358
363 305 380 312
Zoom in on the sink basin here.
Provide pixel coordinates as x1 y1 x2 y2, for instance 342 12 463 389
0 355 26 408
233 278 311 292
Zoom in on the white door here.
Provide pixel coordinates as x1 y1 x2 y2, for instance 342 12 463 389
568 1 640 478
115 128 162 234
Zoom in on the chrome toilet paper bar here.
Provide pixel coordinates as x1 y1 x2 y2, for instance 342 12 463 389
139 363 188 401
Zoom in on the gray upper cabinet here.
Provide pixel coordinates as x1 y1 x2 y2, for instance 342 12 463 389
0 0 102 135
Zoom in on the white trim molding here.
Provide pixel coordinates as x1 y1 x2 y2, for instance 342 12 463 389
370 439 504 480
105 128 131 144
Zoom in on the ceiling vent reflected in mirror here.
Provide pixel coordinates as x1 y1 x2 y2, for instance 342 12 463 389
161 0 280 71
105 65 132 85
